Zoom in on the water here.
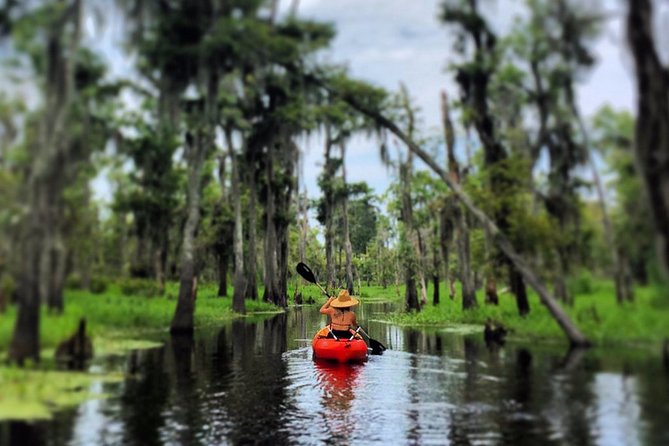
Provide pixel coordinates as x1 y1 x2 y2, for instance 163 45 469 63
1 302 668 445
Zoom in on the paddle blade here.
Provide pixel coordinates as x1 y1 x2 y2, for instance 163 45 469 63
296 262 317 284
369 338 387 355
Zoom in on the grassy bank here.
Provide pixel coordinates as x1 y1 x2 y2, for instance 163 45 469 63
0 281 281 353
376 278 669 346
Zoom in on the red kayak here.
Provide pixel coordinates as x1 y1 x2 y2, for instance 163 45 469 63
312 327 368 363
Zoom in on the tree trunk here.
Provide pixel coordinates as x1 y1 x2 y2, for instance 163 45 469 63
170 131 207 335
245 164 259 301
485 275 499 305
454 203 476 310
341 145 354 295
405 268 420 312
154 246 166 295
432 222 441 306
226 130 246 314
441 93 475 310
439 206 453 299
9 0 83 363
217 253 228 297
627 0 669 277
262 146 281 305
509 267 529 314
10 184 44 364
49 232 67 312
298 191 308 263
400 158 420 312
274 141 293 308
323 130 336 290
415 229 428 305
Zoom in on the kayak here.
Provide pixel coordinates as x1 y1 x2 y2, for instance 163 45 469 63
312 327 368 363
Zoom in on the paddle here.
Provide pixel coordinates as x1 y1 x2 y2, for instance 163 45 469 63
295 262 387 355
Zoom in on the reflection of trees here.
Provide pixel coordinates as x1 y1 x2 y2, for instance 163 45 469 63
119 347 171 446
497 348 556 446
631 358 669 445
559 354 596 445
224 314 291 444
3 421 46 446
169 334 203 446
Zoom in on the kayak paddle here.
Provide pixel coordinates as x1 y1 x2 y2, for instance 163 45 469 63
295 262 387 355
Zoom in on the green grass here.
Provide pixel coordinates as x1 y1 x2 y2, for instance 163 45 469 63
0 281 281 353
372 279 669 346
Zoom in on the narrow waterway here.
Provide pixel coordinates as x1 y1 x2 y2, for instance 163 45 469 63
1 302 668 445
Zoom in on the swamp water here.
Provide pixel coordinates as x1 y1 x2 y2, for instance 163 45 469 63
1 302 668 445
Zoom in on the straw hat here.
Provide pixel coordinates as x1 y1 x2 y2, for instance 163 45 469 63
330 289 359 308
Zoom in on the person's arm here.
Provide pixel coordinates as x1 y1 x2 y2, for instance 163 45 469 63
319 296 335 314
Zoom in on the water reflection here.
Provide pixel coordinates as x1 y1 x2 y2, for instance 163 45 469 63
1 306 669 445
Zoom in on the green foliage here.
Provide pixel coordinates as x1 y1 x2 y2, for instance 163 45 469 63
567 269 598 295
65 273 83 291
89 277 108 295
119 278 162 298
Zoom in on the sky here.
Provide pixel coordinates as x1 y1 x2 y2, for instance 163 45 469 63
283 0 636 200
80 0 639 206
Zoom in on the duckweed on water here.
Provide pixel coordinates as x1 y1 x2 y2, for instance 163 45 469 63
0 367 123 421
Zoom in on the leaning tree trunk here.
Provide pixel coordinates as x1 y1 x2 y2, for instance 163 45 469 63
341 144 355 295
332 89 590 346
226 130 246 314
170 130 208 335
627 0 669 278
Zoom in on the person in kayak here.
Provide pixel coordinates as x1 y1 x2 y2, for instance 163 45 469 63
320 289 359 339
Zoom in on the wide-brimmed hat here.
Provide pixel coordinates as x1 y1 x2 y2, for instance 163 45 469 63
330 289 359 308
